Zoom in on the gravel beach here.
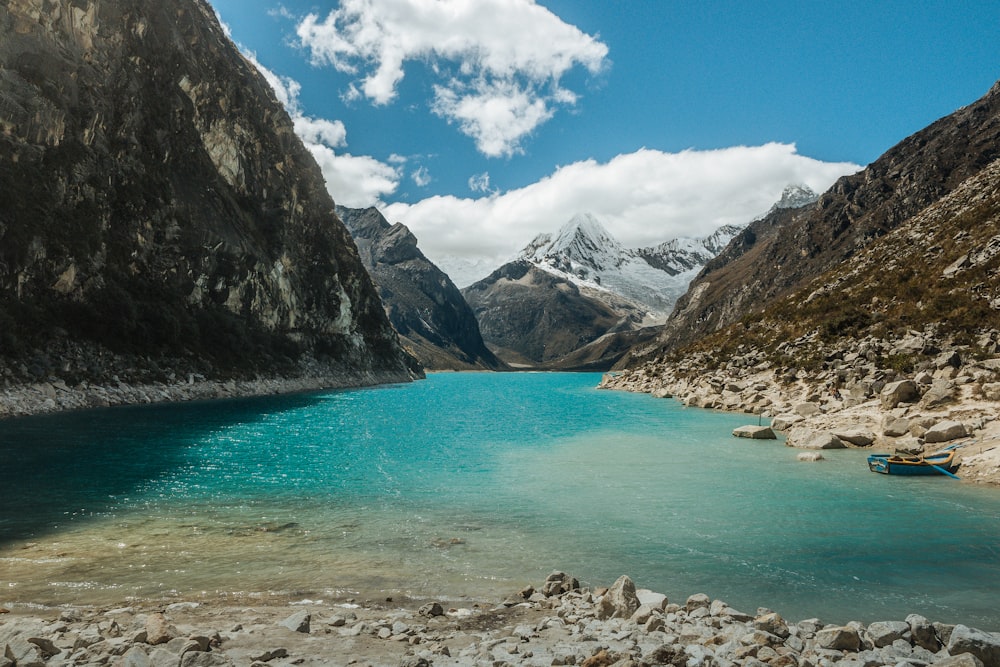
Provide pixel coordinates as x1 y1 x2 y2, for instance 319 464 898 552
3 573 999 666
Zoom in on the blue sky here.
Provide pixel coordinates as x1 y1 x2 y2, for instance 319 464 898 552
209 0 1000 285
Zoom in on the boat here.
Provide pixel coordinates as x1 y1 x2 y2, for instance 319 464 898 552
867 450 960 477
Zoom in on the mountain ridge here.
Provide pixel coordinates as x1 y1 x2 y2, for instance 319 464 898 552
337 205 505 371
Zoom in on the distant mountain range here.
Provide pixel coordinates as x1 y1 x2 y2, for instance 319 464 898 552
518 213 744 319
461 190 818 369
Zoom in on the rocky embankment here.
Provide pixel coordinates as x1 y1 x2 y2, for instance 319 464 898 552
2 573 999 667
602 327 1000 485
0 358 414 419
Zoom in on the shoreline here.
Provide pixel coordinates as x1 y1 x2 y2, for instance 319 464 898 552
601 346 1000 488
2 573 999 666
0 369 417 421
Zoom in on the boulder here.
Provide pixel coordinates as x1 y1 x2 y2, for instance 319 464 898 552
541 571 579 597
922 379 956 408
881 380 919 409
597 575 639 620
771 414 803 431
867 620 910 648
685 593 711 612
791 430 846 450
794 402 822 417
883 418 911 438
924 420 968 444
947 625 1000 667
815 626 862 651
418 602 444 617
279 611 311 634
636 589 668 611
832 427 876 447
145 612 176 646
907 613 942 651
733 425 776 440
934 655 985 667
935 351 962 369
796 452 825 462
3 637 45 667
753 612 790 639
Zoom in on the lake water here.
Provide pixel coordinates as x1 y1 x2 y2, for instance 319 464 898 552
2 372 999 628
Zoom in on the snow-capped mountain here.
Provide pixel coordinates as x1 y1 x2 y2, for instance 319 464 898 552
753 184 819 220
518 213 739 319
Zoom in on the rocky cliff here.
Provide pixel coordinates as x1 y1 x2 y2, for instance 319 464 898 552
0 0 419 396
337 205 504 371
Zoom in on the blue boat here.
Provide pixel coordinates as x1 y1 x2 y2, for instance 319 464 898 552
867 450 960 477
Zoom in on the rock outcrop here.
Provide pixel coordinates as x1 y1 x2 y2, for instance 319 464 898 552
337 205 504 371
0 0 418 397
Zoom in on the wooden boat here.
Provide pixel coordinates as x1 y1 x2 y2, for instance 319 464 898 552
867 450 960 477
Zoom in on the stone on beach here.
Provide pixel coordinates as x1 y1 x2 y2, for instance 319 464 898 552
733 425 777 439
279 611 311 634
832 427 876 446
868 620 911 647
788 427 846 449
925 420 968 444
815 625 862 651
597 574 639 619
947 624 1000 667
2 573 1000 667
881 380 920 409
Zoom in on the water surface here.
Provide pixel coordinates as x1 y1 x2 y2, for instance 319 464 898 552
1 372 999 627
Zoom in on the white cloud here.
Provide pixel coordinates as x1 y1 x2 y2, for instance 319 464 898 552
306 143 401 207
412 165 432 187
295 0 608 156
431 79 554 157
383 144 861 286
241 49 400 207
468 171 492 193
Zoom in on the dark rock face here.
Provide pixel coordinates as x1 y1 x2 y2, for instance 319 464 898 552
462 261 643 366
337 206 504 371
0 0 418 387
623 79 1000 364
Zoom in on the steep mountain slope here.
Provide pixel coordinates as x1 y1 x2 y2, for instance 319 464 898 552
337 206 504 371
462 260 638 366
619 80 1000 367
0 0 418 390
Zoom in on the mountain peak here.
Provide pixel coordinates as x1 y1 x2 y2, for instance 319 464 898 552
519 213 626 269
774 184 819 210
550 213 623 255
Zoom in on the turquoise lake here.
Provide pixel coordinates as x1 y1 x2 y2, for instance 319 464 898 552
2 372 999 628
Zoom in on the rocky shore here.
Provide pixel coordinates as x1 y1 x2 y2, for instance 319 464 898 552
0 363 416 420
601 328 1000 486
2 573 998 667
